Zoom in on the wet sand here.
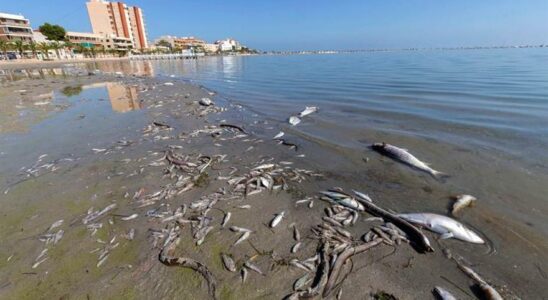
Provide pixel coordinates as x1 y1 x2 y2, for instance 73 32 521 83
0 69 545 299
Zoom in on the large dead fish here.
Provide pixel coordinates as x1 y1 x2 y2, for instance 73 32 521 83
451 194 476 215
299 106 318 117
371 142 447 178
398 213 484 244
433 286 457 300
288 116 301 126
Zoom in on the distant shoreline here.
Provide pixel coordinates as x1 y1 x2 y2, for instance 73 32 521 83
0 56 130 69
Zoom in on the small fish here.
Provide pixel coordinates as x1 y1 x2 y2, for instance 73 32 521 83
199 98 213 106
270 211 285 228
273 132 285 139
293 226 301 241
230 226 252 233
253 163 275 170
164 82 174 86
221 212 231 227
53 230 64 244
299 106 318 117
371 142 447 178
221 253 236 272
451 194 476 215
244 261 264 275
293 273 310 291
237 205 251 209
291 242 301 253
48 219 64 231
456 262 503 300
241 267 248 283
433 286 457 300
398 213 484 244
234 231 251 246
121 214 138 221
32 257 48 269
97 254 109 267
92 148 107 153
288 116 301 126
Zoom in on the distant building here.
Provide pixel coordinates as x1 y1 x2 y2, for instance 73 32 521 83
86 0 148 50
32 31 49 43
173 36 206 49
215 38 241 52
66 31 132 51
0 12 34 42
203 43 219 53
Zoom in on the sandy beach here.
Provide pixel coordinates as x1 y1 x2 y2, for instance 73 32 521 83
0 64 543 300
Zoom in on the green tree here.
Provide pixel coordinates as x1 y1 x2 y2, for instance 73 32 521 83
38 23 66 41
0 40 12 58
13 40 26 57
155 39 172 49
51 41 62 59
39 42 51 59
28 41 38 59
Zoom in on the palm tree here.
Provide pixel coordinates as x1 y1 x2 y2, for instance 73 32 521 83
51 42 61 59
28 42 38 59
0 40 11 58
89 45 96 58
39 42 51 59
64 41 75 57
14 39 25 58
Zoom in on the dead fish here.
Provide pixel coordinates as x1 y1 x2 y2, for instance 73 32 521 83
253 163 275 171
234 232 251 246
92 148 107 153
433 286 457 300
121 214 138 221
164 82 174 86
288 116 301 126
371 142 447 178
97 254 109 267
221 212 231 227
398 213 484 244
452 194 476 215
122 228 135 240
236 205 252 209
244 261 264 275
241 267 248 283
299 106 318 117
48 219 64 231
293 273 310 290
53 230 64 244
230 226 253 233
270 211 285 228
456 262 503 300
199 98 213 106
32 257 48 269
273 132 285 139
293 226 301 241
352 190 373 202
221 253 236 272
291 242 302 253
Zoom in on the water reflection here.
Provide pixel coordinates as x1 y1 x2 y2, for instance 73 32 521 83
106 83 140 112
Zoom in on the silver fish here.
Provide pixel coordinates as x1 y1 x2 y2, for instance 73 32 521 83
48 219 64 231
221 253 236 272
457 263 503 300
452 194 476 215
230 226 252 233
288 116 301 126
293 273 310 290
244 261 264 275
299 106 318 117
121 213 138 221
234 231 251 245
199 98 213 106
371 142 446 178
273 132 285 139
221 212 231 227
293 226 301 241
291 242 301 253
241 267 248 283
398 213 484 244
270 211 285 228
433 286 457 300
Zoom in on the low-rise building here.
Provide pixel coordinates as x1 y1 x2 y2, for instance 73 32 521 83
215 38 242 52
203 43 219 53
0 12 34 42
66 31 133 51
173 36 206 49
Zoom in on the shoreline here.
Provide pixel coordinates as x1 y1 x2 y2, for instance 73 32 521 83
0 56 130 68
0 68 543 299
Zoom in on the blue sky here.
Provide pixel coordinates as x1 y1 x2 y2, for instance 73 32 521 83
2 0 547 50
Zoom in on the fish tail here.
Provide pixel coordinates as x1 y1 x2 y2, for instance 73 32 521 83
432 170 450 181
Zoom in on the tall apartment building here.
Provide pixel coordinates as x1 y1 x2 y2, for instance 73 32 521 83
86 0 148 50
0 12 34 42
